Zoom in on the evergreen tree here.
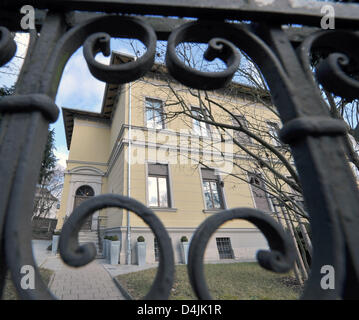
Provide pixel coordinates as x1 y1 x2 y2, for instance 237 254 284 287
38 128 57 185
0 85 14 97
0 85 59 217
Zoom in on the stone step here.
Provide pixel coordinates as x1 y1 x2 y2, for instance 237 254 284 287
79 233 98 237
79 237 99 242
78 230 102 258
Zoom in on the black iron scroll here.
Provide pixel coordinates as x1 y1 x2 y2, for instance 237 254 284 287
0 1 359 300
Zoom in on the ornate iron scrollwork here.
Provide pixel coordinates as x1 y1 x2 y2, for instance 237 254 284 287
82 16 157 84
59 194 175 300
1 1 359 300
187 208 296 300
299 30 359 100
165 21 241 90
0 26 16 67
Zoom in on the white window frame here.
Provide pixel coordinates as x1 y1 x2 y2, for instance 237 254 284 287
144 97 165 130
232 114 251 144
199 166 227 211
247 172 274 213
145 161 174 209
267 121 281 146
191 106 211 137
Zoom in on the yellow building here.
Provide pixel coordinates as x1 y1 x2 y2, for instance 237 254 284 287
56 52 284 264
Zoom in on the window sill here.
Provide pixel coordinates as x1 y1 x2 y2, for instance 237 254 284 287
150 207 178 212
202 209 224 214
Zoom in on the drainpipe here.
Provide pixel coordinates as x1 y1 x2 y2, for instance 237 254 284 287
126 79 132 265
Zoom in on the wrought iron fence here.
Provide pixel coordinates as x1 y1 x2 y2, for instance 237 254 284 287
1 0 359 300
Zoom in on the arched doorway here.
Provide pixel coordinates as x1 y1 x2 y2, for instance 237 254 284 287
74 185 94 230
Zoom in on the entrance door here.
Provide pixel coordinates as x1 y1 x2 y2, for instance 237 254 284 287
74 185 94 230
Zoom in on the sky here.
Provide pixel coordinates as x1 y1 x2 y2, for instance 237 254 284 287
0 34 140 168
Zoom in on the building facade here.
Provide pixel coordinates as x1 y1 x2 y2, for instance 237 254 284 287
56 53 287 265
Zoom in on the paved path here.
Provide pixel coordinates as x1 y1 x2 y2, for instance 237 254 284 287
32 240 52 267
32 240 157 300
102 261 158 277
43 257 125 300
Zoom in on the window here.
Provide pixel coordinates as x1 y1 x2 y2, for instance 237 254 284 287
201 168 224 210
148 163 170 208
191 107 211 136
75 185 94 197
232 115 251 143
267 121 280 146
145 98 164 129
154 237 159 262
248 173 272 213
216 238 234 259
286 176 306 211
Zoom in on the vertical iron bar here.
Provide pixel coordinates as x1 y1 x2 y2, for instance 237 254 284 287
0 12 66 299
258 25 359 298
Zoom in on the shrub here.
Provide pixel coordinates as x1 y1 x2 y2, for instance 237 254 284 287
137 236 145 242
105 235 119 241
180 236 188 242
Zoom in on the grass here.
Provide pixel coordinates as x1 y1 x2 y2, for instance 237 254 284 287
116 262 302 300
2 268 54 300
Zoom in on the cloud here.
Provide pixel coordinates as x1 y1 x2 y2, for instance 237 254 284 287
56 49 110 112
52 41 139 159
54 146 69 169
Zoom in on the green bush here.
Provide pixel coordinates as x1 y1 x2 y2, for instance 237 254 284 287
180 236 188 242
105 235 119 241
137 236 145 242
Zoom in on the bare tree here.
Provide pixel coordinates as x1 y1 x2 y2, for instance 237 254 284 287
32 165 64 220
123 41 337 283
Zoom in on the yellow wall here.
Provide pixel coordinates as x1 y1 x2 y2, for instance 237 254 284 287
58 75 287 232
110 84 128 152
56 117 110 230
68 118 110 163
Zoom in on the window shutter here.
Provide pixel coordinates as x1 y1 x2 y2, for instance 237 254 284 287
201 168 217 180
148 163 168 176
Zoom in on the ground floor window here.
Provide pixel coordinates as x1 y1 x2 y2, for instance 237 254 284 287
154 237 159 262
148 163 171 208
216 237 234 259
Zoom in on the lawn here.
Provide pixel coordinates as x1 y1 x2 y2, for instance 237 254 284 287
2 268 54 300
116 262 302 300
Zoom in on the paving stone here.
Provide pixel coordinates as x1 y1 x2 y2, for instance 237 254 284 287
47 257 125 300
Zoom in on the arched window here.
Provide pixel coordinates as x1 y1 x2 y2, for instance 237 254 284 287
75 185 94 197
